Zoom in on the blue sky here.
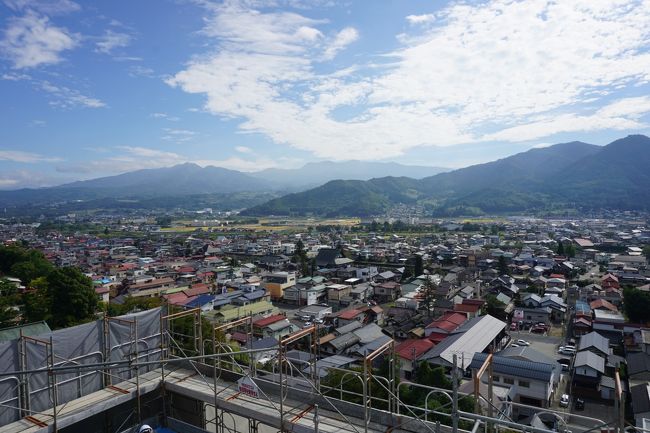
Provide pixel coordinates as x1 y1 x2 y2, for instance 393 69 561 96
1 0 650 189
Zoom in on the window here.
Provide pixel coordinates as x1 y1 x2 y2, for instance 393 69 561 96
504 377 514 385
492 375 500 382
519 380 530 388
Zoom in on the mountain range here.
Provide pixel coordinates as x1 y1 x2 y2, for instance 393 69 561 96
0 160 447 214
242 135 650 217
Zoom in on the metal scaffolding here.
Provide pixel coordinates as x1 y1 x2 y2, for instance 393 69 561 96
0 308 636 433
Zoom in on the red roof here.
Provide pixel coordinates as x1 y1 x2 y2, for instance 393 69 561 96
338 309 363 320
253 314 285 327
454 303 481 313
425 312 466 330
178 266 195 273
165 292 189 305
395 339 434 360
230 332 249 344
462 299 485 306
184 285 210 297
589 299 618 312
549 274 565 279
601 273 619 282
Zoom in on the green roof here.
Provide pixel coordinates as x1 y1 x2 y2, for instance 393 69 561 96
0 321 51 342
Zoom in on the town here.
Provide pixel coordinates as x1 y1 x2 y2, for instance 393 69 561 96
0 213 649 433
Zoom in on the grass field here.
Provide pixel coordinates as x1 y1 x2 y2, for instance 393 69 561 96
159 217 361 233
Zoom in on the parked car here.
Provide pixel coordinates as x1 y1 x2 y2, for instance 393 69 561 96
531 326 546 333
560 347 576 356
560 394 570 407
574 398 585 410
510 323 518 331
517 339 530 346
314 318 324 324
511 344 519 348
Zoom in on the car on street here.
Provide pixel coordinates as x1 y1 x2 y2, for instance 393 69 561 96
560 394 570 407
517 339 530 346
511 344 519 348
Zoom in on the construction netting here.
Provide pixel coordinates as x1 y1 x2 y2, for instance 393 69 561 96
0 307 162 426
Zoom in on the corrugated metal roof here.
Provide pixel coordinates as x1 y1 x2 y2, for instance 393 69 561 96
422 314 506 367
574 350 605 373
470 353 554 382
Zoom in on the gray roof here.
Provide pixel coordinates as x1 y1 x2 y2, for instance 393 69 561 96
422 314 506 367
353 334 393 357
310 355 356 378
630 383 650 415
574 350 605 374
335 321 363 335
470 353 554 382
578 331 610 355
352 323 386 345
627 352 650 376
329 333 360 351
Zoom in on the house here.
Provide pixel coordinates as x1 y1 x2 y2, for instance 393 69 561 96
630 383 650 427
373 281 401 301
327 284 351 302
424 312 467 343
627 352 650 382
573 351 605 397
421 314 507 370
578 331 610 358
395 339 435 379
262 272 296 300
337 309 365 327
589 299 618 313
470 353 557 416
253 315 293 339
601 273 620 290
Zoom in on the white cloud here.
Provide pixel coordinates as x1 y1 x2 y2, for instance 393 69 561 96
56 146 287 176
1 72 30 80
484 96 650 142
0 149 61 163
235 146 253 154
40 81 105 108
161 128 196 143
168 0 650 160
405 14 436 25
151 112 180 121
95 30 131 55
3 0 80 15
322 27 358 60
0 11 78 69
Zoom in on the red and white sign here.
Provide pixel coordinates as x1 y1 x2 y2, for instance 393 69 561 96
237 376 259 398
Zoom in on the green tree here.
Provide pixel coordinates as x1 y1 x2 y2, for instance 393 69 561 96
556 241 565 256
22 276 51 323
421 276 437 317
497 255 510 276
643 245 650 263
623 287 650 324
0 297 18 328
47 268 98 328
413 255 424 277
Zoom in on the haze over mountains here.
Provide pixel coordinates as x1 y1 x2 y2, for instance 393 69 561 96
243 134 650 217
0 160 447 211
1 135 648 216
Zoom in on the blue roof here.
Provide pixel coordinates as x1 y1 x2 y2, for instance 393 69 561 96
470 352 554 382
185 294 215 308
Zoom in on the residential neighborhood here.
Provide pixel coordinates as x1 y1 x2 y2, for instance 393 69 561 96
1 213 650 432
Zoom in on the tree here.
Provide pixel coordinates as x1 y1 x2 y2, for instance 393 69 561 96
47 268 98 329
556 241 565 256
0 297 18 329
623 287 650 324
421 276 437 317
484 294 506 320
413 255 424 278
643 245 650 264
22 276 51 323
497 255 510 276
